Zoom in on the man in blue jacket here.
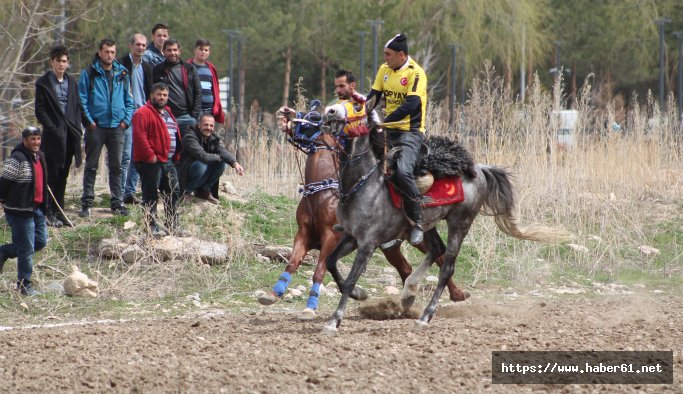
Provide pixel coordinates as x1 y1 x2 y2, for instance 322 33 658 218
78 39 135 217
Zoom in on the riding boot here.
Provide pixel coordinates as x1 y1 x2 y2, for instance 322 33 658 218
404 199 424 246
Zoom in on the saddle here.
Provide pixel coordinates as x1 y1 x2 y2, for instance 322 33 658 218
384 135 476 209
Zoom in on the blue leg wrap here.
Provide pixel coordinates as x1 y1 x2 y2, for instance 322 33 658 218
306 282 322 310
272 272 292 297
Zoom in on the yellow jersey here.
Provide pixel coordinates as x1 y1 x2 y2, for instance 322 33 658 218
371 57 427 132
336 97 369 138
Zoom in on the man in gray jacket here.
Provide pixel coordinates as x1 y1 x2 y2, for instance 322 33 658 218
178 113 243 204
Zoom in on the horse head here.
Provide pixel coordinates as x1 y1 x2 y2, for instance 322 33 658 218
323 101 377 140
278 100 332 151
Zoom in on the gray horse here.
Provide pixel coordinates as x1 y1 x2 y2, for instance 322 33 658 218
321 103 571 335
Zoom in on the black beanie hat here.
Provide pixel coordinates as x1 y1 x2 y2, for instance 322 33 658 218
385 33 408 54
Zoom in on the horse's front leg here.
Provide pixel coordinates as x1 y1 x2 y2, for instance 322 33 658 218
323 243 375 335
325 232 357 292
299 229 340 320
258 231 309 306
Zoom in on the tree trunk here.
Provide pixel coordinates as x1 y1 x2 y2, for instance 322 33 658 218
504 60 513 94
282 45 292 107
569 60 577 109
527 50 534 90
239 65 246 131
319 45 327 104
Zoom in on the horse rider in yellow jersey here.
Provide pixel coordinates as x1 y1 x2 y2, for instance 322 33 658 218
366 33 428 246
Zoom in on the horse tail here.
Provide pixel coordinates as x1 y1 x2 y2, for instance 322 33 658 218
480 165 572 243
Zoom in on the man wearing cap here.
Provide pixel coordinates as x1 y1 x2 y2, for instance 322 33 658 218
366 33 428 245
0 127 49 296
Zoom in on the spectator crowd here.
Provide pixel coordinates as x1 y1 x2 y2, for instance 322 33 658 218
0 23 244 296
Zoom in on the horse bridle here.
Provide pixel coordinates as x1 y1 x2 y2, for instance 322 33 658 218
326 118 380 206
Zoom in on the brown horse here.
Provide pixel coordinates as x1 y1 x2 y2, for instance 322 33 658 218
258 102 468 320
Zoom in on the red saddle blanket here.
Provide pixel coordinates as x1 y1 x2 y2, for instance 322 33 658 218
388 176 465 209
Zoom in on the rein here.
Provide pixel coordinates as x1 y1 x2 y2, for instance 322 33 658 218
338 163 378 206
287 136 337 155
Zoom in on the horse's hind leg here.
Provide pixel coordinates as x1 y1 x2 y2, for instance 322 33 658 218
417 227 470 327
400 228 440 309
381 243 412 284
416 234 470 302
258 232 309 306
323 244 374 335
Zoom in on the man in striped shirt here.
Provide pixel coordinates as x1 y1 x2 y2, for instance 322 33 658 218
187 39 225 125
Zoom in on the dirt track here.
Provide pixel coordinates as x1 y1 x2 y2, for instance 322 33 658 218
1 291 681 393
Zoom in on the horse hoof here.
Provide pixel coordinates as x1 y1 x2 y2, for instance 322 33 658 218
322 323 338 336
414 320 429 330
351 286 368 301
298 308 316 320
402 295 416 309
257 293 279 306
451 290 471 302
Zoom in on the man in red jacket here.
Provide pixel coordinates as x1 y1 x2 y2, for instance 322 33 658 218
132 82 184 237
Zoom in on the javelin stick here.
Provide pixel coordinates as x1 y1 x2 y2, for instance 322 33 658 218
47 185 74 227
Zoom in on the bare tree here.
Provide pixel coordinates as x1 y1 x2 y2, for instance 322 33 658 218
0 0 94 157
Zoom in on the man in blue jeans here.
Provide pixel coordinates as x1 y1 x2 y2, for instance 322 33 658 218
119 33 153 205
178 113 243 204
0 127 49 296
78 38 135 217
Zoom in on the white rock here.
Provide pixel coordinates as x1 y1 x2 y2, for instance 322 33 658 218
44 281 65 293
153 236 229 265
549 286 585 294
296 285 306 292
384 285 400 295
221 180 238 195
121 244 145 264
98 239 128 259
290 289 303 297
426 275 439 283
256 254 270 263
258 245 293 260
63 265 99 298
567 243 589 253
639 245 660 256
123 220 136 230
253 289 267 297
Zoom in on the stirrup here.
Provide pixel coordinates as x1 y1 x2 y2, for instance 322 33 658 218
409 225 424 246
380 239 402 250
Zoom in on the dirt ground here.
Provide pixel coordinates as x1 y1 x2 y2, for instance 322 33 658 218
1 291 681 393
